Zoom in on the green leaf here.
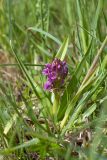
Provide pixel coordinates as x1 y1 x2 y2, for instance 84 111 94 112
0 138 39 154
58 39 92 120
4 114 18 135
82 103 97 120
75 39 93 79
76 0 88 53
28 27 61 45
10 41 41 102
58 75 78 120
92 0 104 31
61 72 107 135
55 37 69 60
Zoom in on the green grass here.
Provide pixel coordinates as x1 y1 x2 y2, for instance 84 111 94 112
0 0 107 159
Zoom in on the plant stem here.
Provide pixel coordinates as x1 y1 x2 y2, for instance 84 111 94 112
52 92 60 121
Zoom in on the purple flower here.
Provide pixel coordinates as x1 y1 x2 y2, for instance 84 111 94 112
44 81 53 91
42 58 68 91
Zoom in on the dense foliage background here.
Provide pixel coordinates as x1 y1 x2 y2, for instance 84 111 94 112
0 0 107 159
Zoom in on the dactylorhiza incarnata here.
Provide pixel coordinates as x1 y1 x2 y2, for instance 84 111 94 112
42 58 68 91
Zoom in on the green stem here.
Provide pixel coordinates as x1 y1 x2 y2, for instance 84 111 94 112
52 92 60 121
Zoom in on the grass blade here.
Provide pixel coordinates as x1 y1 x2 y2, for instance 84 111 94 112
55 37 69 60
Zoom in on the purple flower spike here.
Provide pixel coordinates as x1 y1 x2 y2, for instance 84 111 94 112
42 58 68 91
44 81 53 91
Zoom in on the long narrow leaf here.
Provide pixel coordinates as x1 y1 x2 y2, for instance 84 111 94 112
55 37 69 60
28 27 61 45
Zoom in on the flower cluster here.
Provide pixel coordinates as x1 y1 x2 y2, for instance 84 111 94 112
42 58 68 91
